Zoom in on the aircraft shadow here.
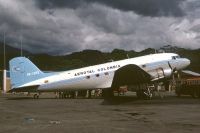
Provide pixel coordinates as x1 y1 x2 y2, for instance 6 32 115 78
101 96 200 105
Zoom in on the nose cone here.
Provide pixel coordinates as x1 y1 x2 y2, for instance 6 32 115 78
185 58 191 67
182 58 190 69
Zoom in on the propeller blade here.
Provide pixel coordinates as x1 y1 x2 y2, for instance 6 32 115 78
168 61 173 70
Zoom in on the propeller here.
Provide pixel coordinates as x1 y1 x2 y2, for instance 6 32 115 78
168 61 177 76
166 61 178 91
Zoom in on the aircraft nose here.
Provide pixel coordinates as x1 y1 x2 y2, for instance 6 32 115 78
186 58 190 66
184 58 190 67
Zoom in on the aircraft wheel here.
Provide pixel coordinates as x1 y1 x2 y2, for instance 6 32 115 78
191 88 198 98
175 87 181 97
176 92 181 97
198 88 200 98
33 94 39 99
102 89 114 100
136 90 143 99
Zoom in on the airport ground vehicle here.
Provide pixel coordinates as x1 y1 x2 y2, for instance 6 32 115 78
175 78 200 98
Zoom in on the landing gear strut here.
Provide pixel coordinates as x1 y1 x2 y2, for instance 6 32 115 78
144 87 153 99
136 84 154 100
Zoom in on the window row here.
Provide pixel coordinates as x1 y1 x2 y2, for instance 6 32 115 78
86 72 109 79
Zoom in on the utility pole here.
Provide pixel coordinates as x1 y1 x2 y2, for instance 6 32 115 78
3 31 7 93
20 35 23 56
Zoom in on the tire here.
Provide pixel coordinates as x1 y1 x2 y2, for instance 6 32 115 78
175 90 181 97
175 87 181 97
102 89 114 100
136 90 151 100
33 94 39 99
191 88 198 98
136 90 142 99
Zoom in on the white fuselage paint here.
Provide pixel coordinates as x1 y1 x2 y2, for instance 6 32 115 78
19 53 190 92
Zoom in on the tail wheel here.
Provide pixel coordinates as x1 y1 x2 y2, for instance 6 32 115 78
33 94 39 99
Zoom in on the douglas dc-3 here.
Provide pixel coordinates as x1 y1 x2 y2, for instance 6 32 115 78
9 53 190 99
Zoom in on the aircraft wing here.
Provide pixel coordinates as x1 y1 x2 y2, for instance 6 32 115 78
112 64 152 88
181 70 200 77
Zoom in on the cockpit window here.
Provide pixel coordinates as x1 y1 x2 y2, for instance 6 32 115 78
172 55 180 60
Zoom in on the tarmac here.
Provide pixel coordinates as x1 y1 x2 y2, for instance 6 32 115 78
0 93 200 133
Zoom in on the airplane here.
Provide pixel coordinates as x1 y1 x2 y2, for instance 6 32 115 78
8 53 190 99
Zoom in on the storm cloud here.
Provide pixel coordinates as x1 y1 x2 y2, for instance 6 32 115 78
36 0 185 17
0 0 200 55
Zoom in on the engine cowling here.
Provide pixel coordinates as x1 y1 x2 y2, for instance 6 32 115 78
163 68 172 78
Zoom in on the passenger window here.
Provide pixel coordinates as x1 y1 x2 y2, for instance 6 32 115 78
142 64 146 68
104 72 109 75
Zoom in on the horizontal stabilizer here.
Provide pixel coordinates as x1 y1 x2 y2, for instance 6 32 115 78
8 85 39 93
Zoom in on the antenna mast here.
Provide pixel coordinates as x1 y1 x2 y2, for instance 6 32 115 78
3 31 7 93
3 31 6 69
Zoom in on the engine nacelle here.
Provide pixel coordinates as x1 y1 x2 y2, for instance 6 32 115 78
163 69 172 78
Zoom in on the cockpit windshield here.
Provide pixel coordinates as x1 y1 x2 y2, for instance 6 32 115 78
172 55 180 60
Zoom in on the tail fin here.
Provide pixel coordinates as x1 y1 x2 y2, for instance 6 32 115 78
9 57 44 88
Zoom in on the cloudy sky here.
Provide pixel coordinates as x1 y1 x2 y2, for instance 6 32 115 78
0 0 200 55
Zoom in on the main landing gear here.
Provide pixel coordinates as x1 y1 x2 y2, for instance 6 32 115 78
136 84 154 100
102 84 154 100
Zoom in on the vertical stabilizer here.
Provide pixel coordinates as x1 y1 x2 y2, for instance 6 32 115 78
9 57 44 88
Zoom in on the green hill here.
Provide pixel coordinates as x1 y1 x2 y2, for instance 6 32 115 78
0 43 200 88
